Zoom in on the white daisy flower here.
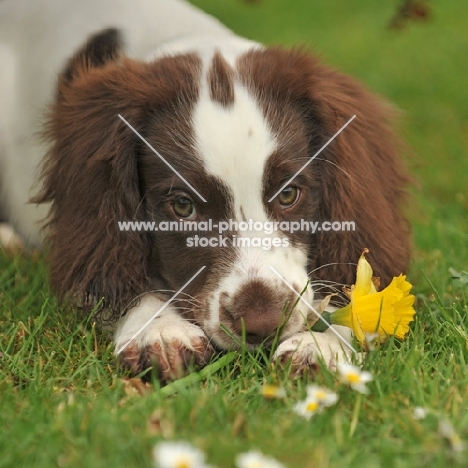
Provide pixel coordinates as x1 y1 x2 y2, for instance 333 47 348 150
364 332 380 351
337 363 373 394
236 450 285 468
306 385 339 408
261 384 286 399
412 406 428 420
153 441 208 468
293 396 322 420
438 419 465 453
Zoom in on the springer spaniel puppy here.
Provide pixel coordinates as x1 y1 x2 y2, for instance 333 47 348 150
0 0 410 380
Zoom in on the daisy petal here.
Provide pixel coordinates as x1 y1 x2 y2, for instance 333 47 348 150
153 441 207 468
236 450 285 468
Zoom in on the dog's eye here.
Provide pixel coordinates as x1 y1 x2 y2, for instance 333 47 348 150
173 197 196 219
278 186 299 207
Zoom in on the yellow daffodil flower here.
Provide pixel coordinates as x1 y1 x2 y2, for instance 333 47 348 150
313 249 416 346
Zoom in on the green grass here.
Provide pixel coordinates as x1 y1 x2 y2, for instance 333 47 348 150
1 1 467 466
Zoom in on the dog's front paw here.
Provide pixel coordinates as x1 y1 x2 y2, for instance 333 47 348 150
119 326 214 381
273 327 353 377
115 298 215 380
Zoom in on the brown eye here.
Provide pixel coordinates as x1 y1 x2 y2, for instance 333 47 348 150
173 197 196 219
278 186 299 207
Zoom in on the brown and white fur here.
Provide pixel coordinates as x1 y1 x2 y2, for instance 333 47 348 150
0 0 410 380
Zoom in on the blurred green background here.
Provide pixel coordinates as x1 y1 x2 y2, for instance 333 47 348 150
191 0 468 291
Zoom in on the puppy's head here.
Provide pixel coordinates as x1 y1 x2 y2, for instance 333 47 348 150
37 30 410 349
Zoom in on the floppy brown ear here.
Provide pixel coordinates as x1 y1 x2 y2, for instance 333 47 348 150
35 30 200 316
305 54 412 287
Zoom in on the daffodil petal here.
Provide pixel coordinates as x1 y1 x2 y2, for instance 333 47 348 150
351 304 366 345
390 275 413 294
354 252 375 297
393 294 416 338
352 290 400 338
330 304 366 344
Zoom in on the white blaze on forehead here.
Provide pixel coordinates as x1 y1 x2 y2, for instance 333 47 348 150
192 82 276 220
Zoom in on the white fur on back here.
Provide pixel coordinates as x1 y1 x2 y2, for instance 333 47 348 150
0 0 239 244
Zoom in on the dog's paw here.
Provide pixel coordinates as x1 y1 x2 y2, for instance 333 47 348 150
273 327 353 377
0 223 24 252
119 323 214 381
115 297 215 380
